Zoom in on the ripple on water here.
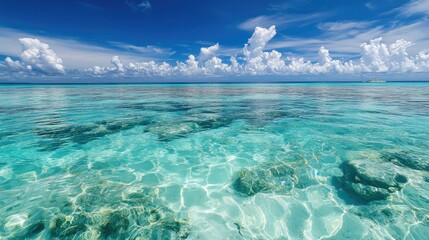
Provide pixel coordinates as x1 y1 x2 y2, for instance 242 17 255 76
0 83 429 239
0 176 190 239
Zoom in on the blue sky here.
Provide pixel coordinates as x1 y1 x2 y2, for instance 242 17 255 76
0 0 428 82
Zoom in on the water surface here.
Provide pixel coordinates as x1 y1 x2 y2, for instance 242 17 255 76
1 82 428 239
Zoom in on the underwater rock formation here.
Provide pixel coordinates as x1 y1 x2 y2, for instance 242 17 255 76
33 99 296 149
231 160 315 196
336 160 408 202
46 200 189 239
34 113 235 149
34 117 150 151
191 116 233 132
144 115 233 142
144 121 200 142
120 101 194 113
2 183 190 239
381 152 429 172
2 210 46 240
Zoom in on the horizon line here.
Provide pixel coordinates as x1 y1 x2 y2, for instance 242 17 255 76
1 80 429 85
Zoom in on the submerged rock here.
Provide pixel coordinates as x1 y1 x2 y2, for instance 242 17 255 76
34 117 150 151
145 121 199 141
381 152 429 172
50 204 189 239
3 183 190 240
336 160 408 202
120 101 194 113
347 182 391 201
145 115 233 142
192 117 233 131
232 160 315 196
3 213 45 240
49 213 89 238
33 101 289 148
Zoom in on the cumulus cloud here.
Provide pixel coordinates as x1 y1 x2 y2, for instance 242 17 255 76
359 38 423 72
84 25 429 77
3 38 65 74
111 56 125 72
243 26 276 58
5 56 29 70
3 26 429 78
240 26 286 74
198 43 220 62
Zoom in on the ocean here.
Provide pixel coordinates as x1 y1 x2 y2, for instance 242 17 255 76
0 82 428 239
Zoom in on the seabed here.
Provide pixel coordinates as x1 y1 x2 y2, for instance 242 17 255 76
0 82 428 239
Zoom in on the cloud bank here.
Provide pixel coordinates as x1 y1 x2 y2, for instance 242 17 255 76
1 25 429 79
4 38 65 74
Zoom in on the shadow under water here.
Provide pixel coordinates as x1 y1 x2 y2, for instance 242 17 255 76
33 100 296 150
33 117 151 151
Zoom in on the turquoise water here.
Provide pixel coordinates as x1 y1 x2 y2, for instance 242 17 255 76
0 82 428 239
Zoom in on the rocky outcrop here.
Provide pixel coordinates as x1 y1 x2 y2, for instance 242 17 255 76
232 160 315 196
336 160 408 202
381 152 429 172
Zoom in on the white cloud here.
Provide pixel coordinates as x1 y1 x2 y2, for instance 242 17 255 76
365 2 376 10
238 13 326 31
318 21 373 32
241 26 285 74
138 1 151 10
269 19 429 59
244 26 276 58
398 0 429 16
0 27 172 69
2 26 429 79
82 26 429 77
4 38 65 74
126 0 151 11
88 55 174 76
198 43 220 62
175 55 199 76
108 42 175 57
359 38 421 72
5 57 28 70
111 56 125 72
202 57 230 75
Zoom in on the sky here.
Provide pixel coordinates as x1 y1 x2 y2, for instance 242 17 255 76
0 0 428 82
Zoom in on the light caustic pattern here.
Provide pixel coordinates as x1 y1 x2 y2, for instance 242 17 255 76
0 83 428 239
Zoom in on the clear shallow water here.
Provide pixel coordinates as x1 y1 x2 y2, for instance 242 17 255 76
0 82 428 239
